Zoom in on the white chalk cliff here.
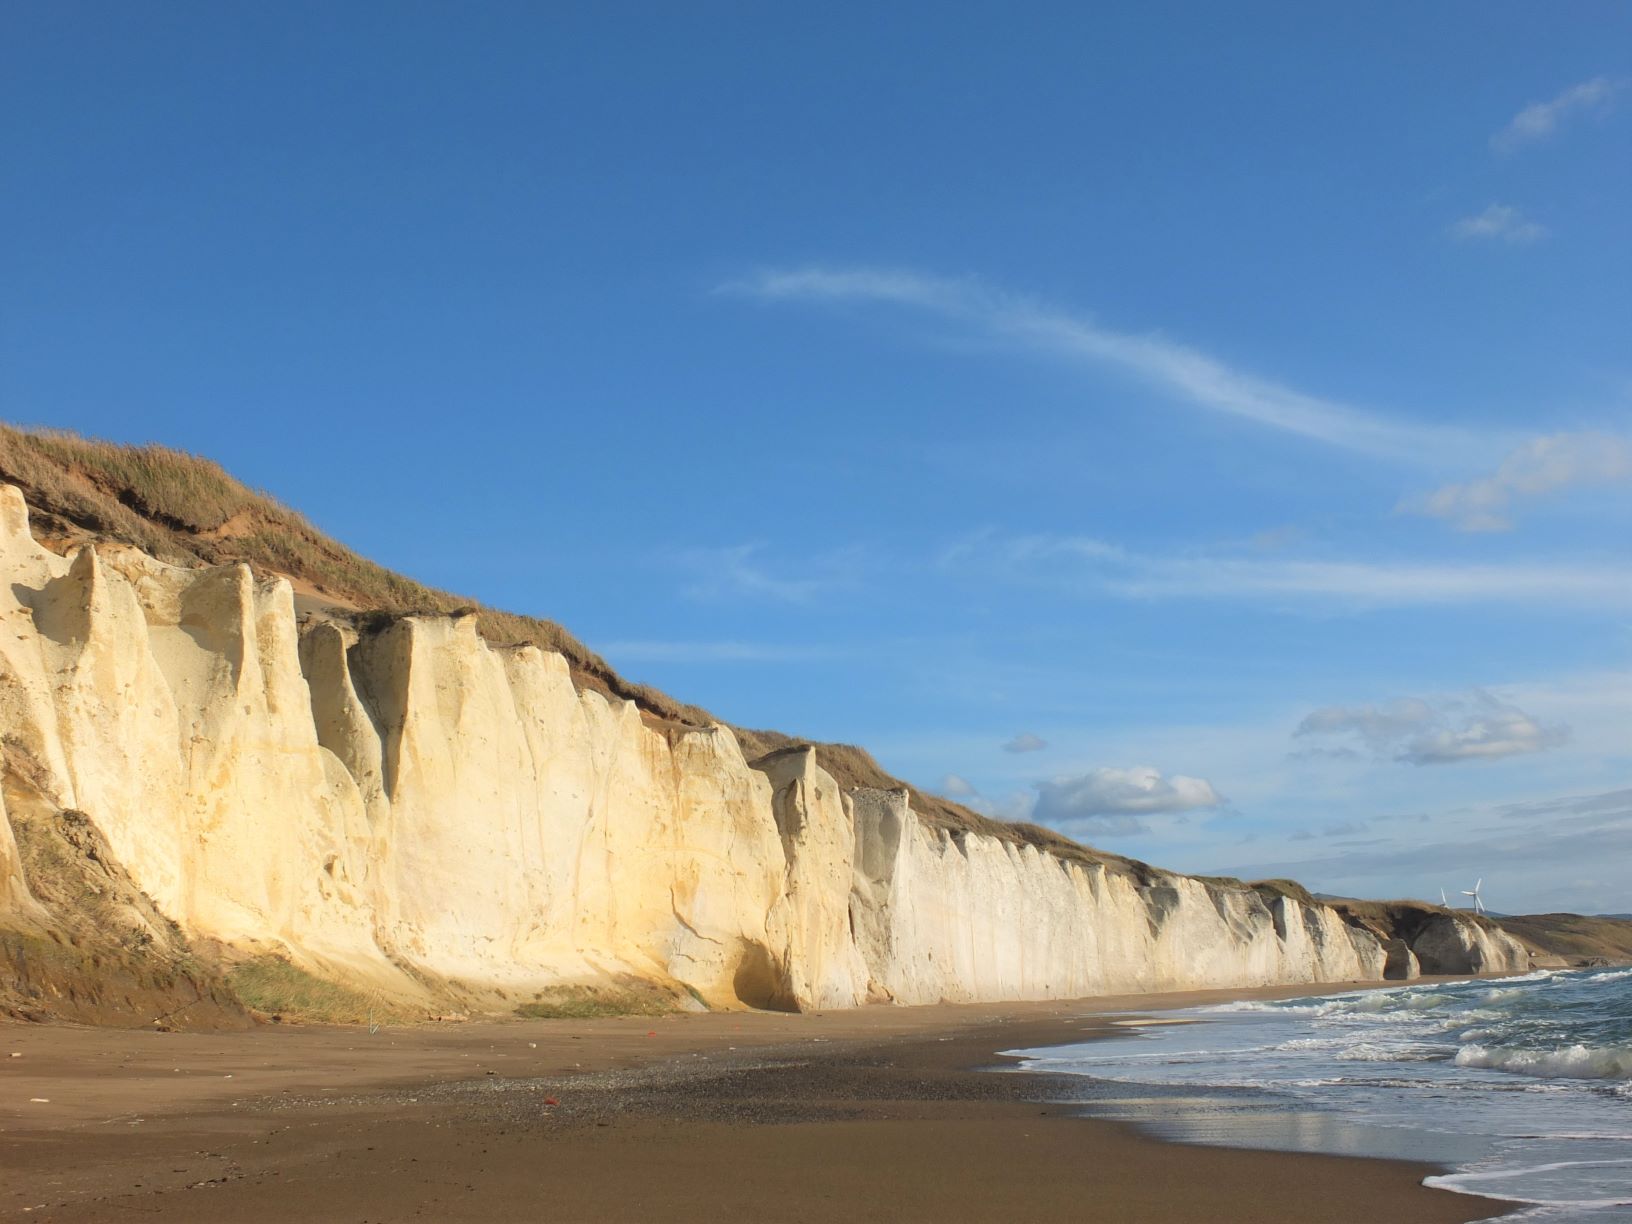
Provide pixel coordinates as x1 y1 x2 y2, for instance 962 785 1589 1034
0 485 1529 1017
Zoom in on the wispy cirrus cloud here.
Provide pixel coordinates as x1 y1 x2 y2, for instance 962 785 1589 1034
596 639 843 664
1448 203 1548 244
1294 690 1568 766
1103 556 1626 607
1289 819 1373 843
1211 786 1632 913
676 542 868 604
720 267 1470 461
1497 788 1632 823
1003 732 1049 753
1491 76 1626 153
942 529 1632 610
1402 431 1632 531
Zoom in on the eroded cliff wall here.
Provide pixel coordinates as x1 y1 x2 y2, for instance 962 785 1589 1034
0 486 1530 1022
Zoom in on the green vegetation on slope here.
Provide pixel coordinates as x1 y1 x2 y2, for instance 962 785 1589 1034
513 981 683 1019
0 739 248 1028
225 956 418 1025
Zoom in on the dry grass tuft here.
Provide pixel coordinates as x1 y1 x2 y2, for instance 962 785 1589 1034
1248 878 1318 907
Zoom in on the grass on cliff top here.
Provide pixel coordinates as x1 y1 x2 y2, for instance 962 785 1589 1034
0 424 710 724
0 423 1122 872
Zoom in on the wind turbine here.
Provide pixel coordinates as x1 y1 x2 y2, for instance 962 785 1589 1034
1461 878 1486 915
1440 887 1450 908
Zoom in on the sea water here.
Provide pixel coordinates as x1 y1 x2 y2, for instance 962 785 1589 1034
1007 967 1632 1222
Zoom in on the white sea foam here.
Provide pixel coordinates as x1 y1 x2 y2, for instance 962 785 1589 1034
1455 1042 1632 1081
1425 1159 1632 1208
1020 968 1632 1218
1493 970 1559 986
1206 999 1324 1015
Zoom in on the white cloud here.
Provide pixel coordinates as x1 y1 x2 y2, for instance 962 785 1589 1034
964 788 1044 823
944 529 1632 610
1294 691 1568 766
1491 76 1625 153
1033 765 1225 832
1003 732 1049 753
1291 819 1374 841
597 640 841 664
1403 432 1632 531
722 267 1467 461
939 773 977 798
1448 204 1548 244
1296 698 1436 747
678 543 866 603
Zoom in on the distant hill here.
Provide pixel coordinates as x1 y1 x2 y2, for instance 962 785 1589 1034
1493 913 1632 966
1314 895 1632 968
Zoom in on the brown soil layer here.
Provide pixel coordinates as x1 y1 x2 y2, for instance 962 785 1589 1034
1 984 1514 1223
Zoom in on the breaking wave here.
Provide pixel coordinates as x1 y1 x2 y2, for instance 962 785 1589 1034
1008 966 1632 1221
1456 1043 1632 1082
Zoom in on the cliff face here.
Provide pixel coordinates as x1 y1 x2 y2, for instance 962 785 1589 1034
0 485 1530 1023
846 788 1392 1003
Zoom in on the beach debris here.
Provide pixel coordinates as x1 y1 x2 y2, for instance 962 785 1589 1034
29 1097 49 1103
544 1096 559 1106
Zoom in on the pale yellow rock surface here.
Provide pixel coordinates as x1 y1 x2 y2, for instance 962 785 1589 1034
0 485 1529 1013
848 789 1393 1005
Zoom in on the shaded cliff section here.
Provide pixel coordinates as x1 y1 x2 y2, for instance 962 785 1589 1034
0 443 1536 1026
1325 898 1535 978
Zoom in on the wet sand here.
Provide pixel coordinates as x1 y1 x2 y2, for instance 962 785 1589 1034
2 982 1513 1222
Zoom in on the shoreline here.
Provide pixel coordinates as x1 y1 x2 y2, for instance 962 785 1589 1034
3 979 1516 1222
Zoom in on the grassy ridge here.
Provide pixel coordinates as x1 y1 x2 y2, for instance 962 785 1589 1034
0 423 1141 872
1495 913 1632 963
0 425 708 723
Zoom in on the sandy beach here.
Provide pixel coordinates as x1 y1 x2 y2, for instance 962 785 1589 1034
1 981 1514 1223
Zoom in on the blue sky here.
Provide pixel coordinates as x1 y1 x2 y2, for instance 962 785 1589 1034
4 3 1629 913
